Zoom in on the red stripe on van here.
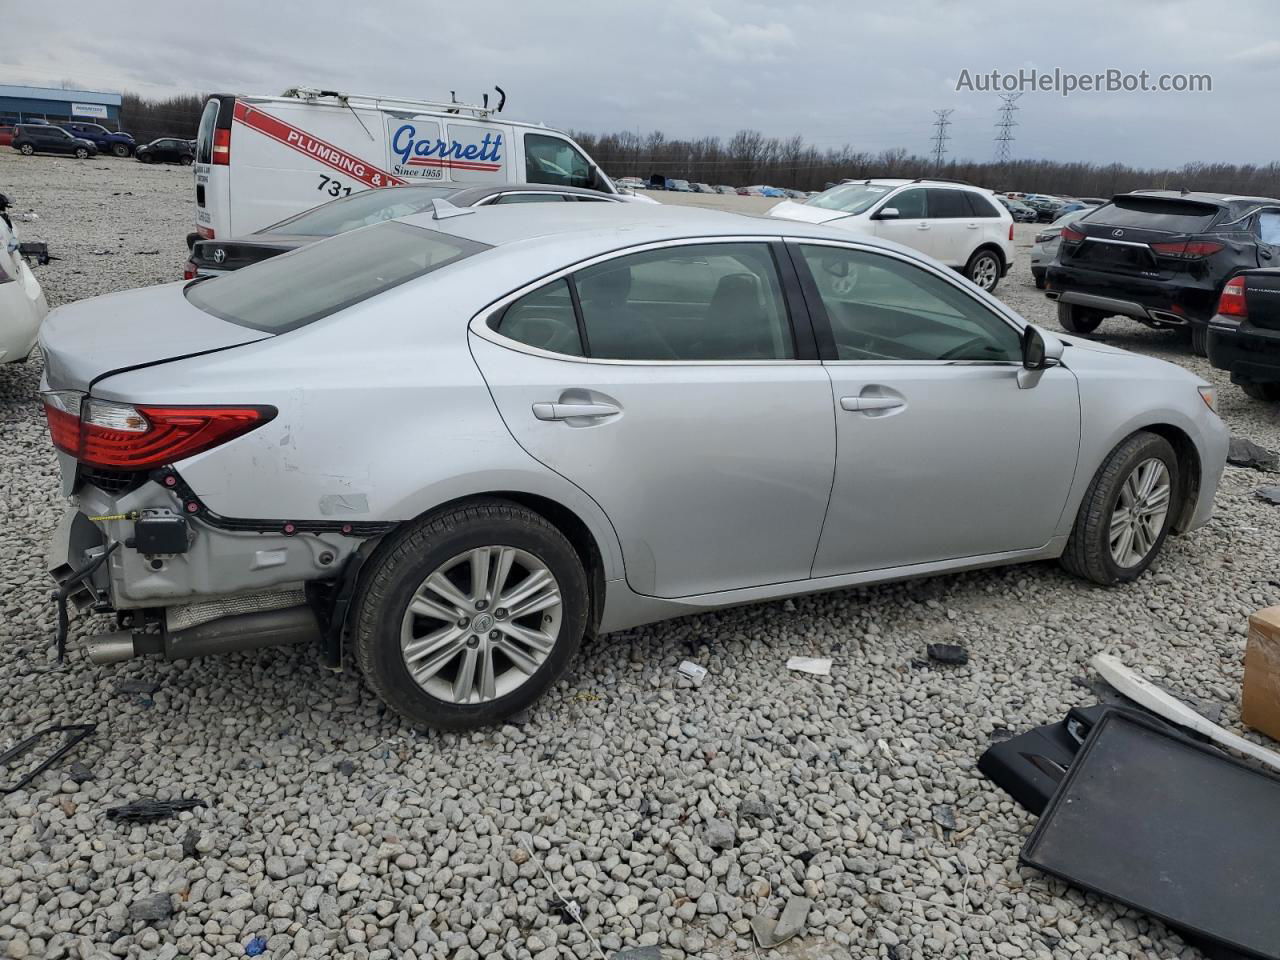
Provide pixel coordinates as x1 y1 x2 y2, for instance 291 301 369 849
232 101 405 188
406 157 502 172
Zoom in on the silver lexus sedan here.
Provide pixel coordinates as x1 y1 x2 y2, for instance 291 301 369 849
41 202 1228 729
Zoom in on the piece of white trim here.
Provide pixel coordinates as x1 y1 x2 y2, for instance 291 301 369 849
1091 653 1280 774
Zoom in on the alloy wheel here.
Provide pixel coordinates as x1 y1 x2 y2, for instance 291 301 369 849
971 254 999 290
399 546 562 704
1109 457 1171 568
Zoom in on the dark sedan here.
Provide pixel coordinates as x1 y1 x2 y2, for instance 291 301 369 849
136 138 195 165
185 182 624 277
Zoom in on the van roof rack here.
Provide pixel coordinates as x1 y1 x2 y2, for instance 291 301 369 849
281 86 506 117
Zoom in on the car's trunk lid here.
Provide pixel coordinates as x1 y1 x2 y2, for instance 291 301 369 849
1241 268 1280 332
191 234 309 272
41 281 270 391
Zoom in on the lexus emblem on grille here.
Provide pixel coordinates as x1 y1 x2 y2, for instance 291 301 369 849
211 247 226 264
1111 229 1124 238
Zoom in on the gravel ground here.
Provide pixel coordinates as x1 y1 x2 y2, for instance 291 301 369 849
2 152 1279 960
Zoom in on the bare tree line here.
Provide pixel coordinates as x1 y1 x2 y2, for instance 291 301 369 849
117 93 205 144
105 88 1280 199
571 128 1280 198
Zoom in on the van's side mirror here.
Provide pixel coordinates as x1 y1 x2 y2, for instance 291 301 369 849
1021 324 1064 370
874 207 900 220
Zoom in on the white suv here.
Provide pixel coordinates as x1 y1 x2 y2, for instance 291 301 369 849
768 178 1015 292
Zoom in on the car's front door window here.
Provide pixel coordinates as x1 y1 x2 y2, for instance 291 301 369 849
798 244 1021 363
885 188 927 218
524 134 593 189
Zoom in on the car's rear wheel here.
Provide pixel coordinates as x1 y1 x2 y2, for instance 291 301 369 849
353 500 588 730
1032 271 1046 290
74 147 89 159
965 249 1002 293
1057 301 1104 335
111 143 130 158
1242 382 1280 401
1189 324 1208 357
1060 431 1180 585
18 143 33 156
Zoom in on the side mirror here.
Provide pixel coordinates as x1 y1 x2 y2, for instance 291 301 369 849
1021 324 1064 370
874 207 900 220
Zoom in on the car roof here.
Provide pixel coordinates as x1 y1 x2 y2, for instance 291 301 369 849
1122 190 1280 206
397 200 920 255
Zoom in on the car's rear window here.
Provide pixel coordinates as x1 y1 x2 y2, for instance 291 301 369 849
262 185 460 237
1093 197 1221 234
185 221 489 333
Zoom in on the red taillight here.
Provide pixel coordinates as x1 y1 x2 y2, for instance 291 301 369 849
212 128 230 165
1151 240 1224 259
1061 226 1085 243
183 260 197 280
42 394 275 469
1008 223 1014 242
1218 276 1248 318
196 225 214 239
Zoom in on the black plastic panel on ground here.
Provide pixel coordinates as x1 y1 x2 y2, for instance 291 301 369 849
1020 711 1280 960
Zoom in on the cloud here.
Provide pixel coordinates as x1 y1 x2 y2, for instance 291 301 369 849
686 7 796 63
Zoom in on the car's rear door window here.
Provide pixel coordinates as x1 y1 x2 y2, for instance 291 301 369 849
185 221 489 333
927 189 970 218
497 279 583 355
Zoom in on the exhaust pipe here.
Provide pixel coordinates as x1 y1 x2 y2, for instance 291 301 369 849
85 605 320 665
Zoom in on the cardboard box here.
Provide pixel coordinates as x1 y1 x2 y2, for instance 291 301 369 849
1243 606 1280 742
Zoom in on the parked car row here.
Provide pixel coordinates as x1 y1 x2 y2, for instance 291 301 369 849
638 175 816 198
4 120 195 165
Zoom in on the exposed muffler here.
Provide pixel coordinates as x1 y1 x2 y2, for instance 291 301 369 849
85 605 320 665
1146 310 1188 327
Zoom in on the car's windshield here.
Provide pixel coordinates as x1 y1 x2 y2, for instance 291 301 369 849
185 221 489 333
806 182 894 214
259 186 461 237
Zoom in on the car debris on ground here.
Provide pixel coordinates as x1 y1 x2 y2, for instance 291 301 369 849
1227 436 1280 472
785 656 833 676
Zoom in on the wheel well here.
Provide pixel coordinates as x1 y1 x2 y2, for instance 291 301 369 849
1142 424 1202 534
411 491 607 636
972 243 1006 268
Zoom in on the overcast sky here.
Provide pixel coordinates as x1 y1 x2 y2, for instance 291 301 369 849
3 0 1276 168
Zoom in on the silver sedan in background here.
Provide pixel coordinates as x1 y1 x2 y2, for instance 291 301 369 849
41 203 1227 728
1031 207 1096 288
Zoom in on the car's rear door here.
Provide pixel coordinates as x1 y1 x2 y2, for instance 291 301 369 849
923 188 975 266
792 240 1080 576
870 187 937 258
469 238 835 599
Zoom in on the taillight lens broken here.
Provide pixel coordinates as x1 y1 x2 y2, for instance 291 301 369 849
1061 226 1085 243
42 392 275 469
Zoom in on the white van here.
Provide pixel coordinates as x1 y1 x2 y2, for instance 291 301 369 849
192 88 626 240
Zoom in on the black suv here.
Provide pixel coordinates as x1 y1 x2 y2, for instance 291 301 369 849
10 124 98 159
1206 267 1280 400
1045 191 1280 354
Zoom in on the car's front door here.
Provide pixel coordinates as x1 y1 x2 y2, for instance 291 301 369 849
793 241 1081 576
869 187 936 258
469 239 835 599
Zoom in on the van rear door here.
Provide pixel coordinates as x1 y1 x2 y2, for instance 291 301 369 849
194 96 234 239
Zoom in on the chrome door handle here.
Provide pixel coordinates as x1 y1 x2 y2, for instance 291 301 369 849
840 396 905 412
532 401 621 421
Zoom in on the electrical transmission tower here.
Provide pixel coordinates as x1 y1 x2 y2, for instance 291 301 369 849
929 109 954 170
994 93 1022 163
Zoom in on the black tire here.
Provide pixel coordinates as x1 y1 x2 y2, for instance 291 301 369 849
1033 272 1046 290
18 143 34 156
1057 301 1104 335
965 248 1002 293
1190 324 1208 357
1241 382 1280 401
137 153 152 164
1060 431 1181 585
111 143 130 158
180 155 193 166
74 147 89 159
353 499 589 730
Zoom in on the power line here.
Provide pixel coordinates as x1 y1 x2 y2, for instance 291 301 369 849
930 109 953 170
994 94 1022 163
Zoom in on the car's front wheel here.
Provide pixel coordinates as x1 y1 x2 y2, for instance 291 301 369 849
111 143 130 158
74 147 89 159
965 249 1002 292
1057 301 1104 335
180 155 193 166
18 143 34 156
353 500 589 730
1060 431 1180 585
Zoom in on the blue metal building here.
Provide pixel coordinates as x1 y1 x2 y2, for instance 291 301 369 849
0 84 123 127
